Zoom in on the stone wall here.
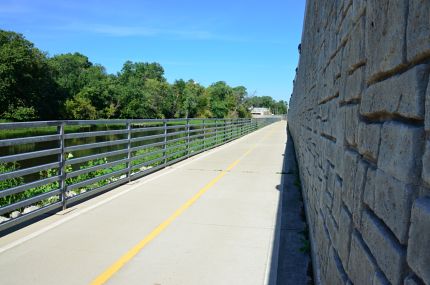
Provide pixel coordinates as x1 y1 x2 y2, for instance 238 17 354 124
288 1 430 284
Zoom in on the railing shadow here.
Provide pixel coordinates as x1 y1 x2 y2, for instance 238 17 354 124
268 127 312 285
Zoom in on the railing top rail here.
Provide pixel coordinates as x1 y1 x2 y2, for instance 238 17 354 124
0 118 257 129
0 121 63 129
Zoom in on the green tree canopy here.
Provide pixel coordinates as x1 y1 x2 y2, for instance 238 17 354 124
0 29 286 121
0 30 60 120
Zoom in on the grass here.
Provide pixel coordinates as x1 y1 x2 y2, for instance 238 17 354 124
0 119 238 139
0 125 92 139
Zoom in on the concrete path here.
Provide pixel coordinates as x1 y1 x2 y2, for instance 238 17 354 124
0 121 287 285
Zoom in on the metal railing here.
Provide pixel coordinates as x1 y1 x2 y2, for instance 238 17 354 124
0 117 279 231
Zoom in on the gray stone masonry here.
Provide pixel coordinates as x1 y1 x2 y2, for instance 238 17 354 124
288 0 430 284
423 142 430 186
361 64 430 120
357 122 381 162
378 122 424 185
361 210 406 285
365 0 408 82
347 232 378 285
407 198 430 285
407 0 430 62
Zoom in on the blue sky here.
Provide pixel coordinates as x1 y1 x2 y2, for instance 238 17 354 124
0 0 305 102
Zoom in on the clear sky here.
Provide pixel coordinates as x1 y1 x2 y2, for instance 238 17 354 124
0 0 305 102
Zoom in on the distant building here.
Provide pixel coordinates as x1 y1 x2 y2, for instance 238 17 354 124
250 107 272 117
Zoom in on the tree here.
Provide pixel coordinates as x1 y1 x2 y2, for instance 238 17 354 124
183 80 205 118
64 95 97 120
118 61 166 85
0 28 281 121
0 30 60 120
173 80 205 118
206 81 234 118
48 53 93 97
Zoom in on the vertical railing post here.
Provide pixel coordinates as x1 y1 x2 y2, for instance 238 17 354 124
126 120 132 182
203 119 206 150
233 119 236 138
225 119 228 141
234 119 237 138
246 119 249 134
222 119 225 142
232 119 234 139
215 119 218 146
186 118 190 157
163 119 167 166
231 119 233 139
58 122 66 210
230 119 233 140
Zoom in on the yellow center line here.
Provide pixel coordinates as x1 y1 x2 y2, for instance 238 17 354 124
90 125 276 285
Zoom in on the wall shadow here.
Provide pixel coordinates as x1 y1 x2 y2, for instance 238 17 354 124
268 127 312 285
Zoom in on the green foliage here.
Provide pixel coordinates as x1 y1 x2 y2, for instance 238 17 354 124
48 52 93 97
65 95 98 119
0 30 60 120
3 105 37 121
0 29 283 121
0 163 24 206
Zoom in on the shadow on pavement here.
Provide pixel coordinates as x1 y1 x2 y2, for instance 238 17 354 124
268 127 312 285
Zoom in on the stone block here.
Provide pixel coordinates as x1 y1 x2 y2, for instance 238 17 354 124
423 141 430 186
378 122 424 184
361 64 430 120
407 0 430 62
337 206 353 267
342 151 358 211
332 176 343 224
363 167 377 209
366 0 407 80
373 169 416 244
352 161 368 227
347 232 377 285
323 191 333 209
407 198 430 285
357 122 381 162
333 143 345 175
426 82 430 131
326 164 336 196
373 271 390 285
325 248 349 285
361 210 406 285
342 66 364 103
316 215 332 276
326 210 338 246
338 4 353 45
344 105 359 147
342 15 365 74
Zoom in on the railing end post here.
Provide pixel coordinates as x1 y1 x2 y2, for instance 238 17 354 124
58 122 67 211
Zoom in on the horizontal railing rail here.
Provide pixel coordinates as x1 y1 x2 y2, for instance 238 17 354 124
0 117 280 231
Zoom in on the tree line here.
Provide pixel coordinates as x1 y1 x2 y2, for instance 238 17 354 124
0 29 288 121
